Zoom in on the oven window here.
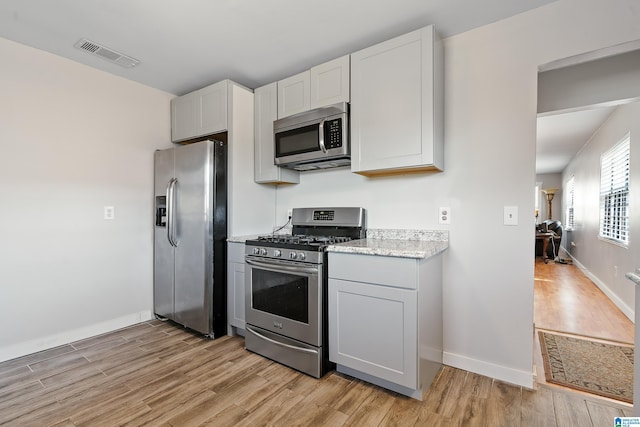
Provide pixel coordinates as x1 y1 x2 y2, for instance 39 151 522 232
252 269 309 323
275 124 319 157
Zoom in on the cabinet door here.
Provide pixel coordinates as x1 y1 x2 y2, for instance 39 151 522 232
310 55 350 109
227 242 246 330
227 261 245 329
329 278 417 388
277 71 310 118
199 81 228 135
351 25 442 175
254 83 299 184
171 93 197 142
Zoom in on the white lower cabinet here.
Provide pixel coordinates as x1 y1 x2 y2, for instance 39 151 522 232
328 251 442 400
227 242 245 335
329 278 417 388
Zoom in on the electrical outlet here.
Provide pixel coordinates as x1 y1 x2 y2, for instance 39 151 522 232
104 206 115 220
614 266 618 277
438 207 451 225
287 209 292 219
504 206 518 226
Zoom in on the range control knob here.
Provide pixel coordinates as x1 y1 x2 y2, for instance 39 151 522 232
260 248 268 256
289 252 297 259
252 247 260 255
298 252 306 261
273 250 282 257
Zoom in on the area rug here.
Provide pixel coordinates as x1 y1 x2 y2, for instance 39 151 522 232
538 330 634 403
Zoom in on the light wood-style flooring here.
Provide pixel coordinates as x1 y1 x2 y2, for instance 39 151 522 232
0 258 634 426
533 256 635 396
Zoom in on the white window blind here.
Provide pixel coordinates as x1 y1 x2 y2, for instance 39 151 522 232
565 176 575 230
599 135 630 245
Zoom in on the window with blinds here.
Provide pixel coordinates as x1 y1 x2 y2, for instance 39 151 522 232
599 134 630 245
565 176 575 230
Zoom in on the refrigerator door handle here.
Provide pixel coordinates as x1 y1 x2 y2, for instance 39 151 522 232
167 178 178 247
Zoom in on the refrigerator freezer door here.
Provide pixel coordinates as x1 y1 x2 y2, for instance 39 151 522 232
154 148 175 319
173 141 214 334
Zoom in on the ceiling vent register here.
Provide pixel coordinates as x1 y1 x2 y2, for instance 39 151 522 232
74 38 139 68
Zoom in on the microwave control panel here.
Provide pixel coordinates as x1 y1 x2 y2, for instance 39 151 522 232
325 119 343 149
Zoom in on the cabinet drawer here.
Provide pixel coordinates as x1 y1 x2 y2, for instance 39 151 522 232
328 252 417 289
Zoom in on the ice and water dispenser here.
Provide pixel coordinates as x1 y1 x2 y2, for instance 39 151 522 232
155 196 166 227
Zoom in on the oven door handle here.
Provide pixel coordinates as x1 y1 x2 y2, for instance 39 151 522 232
245 258 318 275
246 326 318 355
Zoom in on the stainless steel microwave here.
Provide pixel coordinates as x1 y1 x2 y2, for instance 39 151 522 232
274 102 349 171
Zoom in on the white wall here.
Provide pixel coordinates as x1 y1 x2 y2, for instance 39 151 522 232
536 173 563 223
562 102 640 320
0 38 173 362
275 0 640 387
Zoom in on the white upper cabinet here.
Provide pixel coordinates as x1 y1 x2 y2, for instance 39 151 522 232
171 80 228 142
277 71 310 119
350 25 443 175
254 83 299 184
310 55 350 109
277 56 351 119
199 81 228 136
171 94 197 142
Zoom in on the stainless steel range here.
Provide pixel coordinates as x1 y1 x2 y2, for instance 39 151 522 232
244 207 366 378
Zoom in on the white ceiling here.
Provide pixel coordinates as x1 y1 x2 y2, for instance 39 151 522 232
2 0 602 175
0 0 555 95
536 106 615 174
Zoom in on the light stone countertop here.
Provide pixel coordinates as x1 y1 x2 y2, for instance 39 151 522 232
327 229 449 259
626 269 640 286
229 228 449 259
227 235 259 243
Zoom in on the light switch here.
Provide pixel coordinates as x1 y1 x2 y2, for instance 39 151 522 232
104 206 115 220
504 206 518 226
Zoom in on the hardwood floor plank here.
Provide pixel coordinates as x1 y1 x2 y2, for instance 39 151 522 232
200 404 250 426
28 351 90 376
331 378 375 416
72 399 152 426
0 380 44 410
437 366 469 418
521 385 557 426
423 365 464 415
464 371 493 398
485 379 522 427
2 399 65 426
552 391 593 427
342 385 396 427
0 344 76 374
233 387 306 427
378 393 423 426
0 365 39 394
585 400 626 426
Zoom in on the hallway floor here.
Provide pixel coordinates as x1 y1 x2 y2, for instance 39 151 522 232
533 256 634 404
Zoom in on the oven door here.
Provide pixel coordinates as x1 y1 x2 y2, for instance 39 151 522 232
245 256 322 346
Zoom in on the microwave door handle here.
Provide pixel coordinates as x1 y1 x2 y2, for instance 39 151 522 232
318 119 327 153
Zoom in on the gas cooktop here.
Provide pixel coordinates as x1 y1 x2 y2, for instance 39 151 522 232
250 234 354 250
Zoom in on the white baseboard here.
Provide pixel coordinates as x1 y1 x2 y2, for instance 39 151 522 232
569 255 634 322
0 310 153 363
443 351 534 389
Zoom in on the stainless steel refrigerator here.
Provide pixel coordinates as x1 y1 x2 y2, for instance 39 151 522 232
154 139 227 338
